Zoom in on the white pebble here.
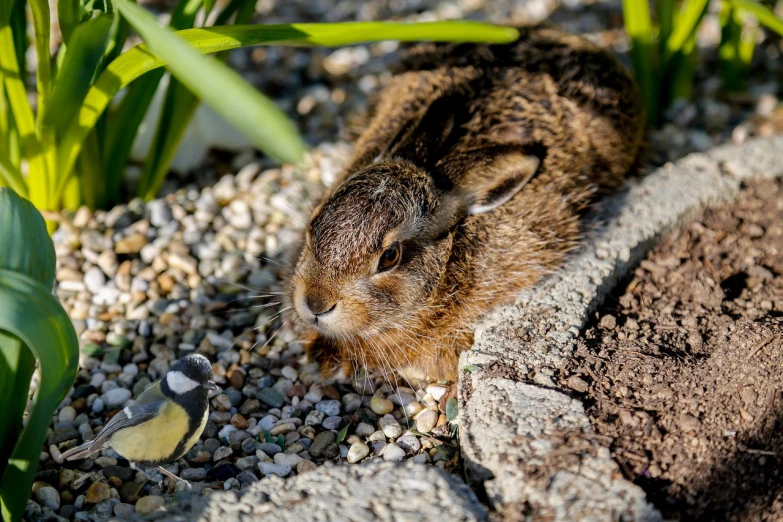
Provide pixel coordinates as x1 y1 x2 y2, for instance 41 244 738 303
379 414 402 439
382 442 405 462
273 453 303 467
347 442 370 464
258 462 291 477
425 385 448 401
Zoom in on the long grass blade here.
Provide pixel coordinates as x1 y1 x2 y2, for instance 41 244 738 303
729 0 783 35
42 12 113 132
28 0 52 127
102 0 204 205
662 0 710 65
57 0 80 45
622 0 658 122
113 0 304 166
0 12 48 209
58 20 519 194
0 153 28 197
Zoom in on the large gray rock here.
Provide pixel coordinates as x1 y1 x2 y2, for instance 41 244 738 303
459 135 783 521
129 461 486 521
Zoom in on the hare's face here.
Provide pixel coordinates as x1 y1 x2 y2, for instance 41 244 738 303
291 162 449 340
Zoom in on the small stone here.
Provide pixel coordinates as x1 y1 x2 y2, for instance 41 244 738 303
113 503 135 518
101 388 131 409
102 465 134 482
379 414 402 439
565 375 589 393
355 423 375 437
309 431 337 458
213 446 233 461
85 481 111 504
212 394 232 411
231 414 248 429
599 314 617 330
35 486 60 510
322 416 342 431
274 453 303 467
59 406 77 423
280 366 298 381
425 385 448 401
115 234 148 255
347 442 370 463
305 410 325 426
257 443 282 456
207 463 238 481
235 456 258 471
370 397 394 415
239 399 261 416
180 468 207 481
315 400 341 417
236 470 259 484
257 462 291 477
397 435 422 453
383 442 405 462
416 410 438 433
257 388 284 408
341 393 361 413
296 460 317 474
135 496 165 515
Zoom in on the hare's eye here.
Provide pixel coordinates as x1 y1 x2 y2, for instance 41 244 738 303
378 243 401 272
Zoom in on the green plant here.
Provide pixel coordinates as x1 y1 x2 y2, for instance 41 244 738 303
622 0 783 124
0 0 518 225
0 188 79 522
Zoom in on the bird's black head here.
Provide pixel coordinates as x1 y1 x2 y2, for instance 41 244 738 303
162 354 217 398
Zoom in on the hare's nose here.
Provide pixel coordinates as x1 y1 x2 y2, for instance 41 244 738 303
305 295 337 317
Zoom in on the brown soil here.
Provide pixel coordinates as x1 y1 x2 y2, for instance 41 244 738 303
561 178 783 521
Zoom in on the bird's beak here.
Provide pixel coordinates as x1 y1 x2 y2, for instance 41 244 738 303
205 381 218 391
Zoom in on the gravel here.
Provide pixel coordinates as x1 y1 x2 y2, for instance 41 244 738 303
22 0 781 519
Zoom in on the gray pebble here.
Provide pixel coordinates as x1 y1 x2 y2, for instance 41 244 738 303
179 468 207 481
309 431 336 458
257 388 284 409
397 435 422 453
314 400 341 417
322 416 342 431
101 388 131 409
304 410 325 426
35 486 60 510
257 443 282 456
383 442 405 462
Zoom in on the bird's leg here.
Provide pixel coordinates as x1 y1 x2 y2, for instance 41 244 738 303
156 466 184 483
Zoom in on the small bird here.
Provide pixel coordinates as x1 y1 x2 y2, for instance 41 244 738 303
61 354 217 481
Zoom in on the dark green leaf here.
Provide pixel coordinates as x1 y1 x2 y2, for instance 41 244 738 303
42 12 113 132
446 397 458 423
335 423 350 444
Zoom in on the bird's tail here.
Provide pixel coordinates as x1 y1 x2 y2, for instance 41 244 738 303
60 440 97 461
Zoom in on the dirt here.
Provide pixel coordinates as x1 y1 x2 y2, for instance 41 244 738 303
561 178 783 521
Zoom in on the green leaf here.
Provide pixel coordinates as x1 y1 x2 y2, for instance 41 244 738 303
335 423 350 444
114 0 306 165
28 0 53 125
42 12 113 132
137 80 199 200
622 0 659 122
57 0 80 44
0 154 27 197
729 0 783 36
0 189 79 522
57 21 519 193
446 397 458 423
662 0 710 65
0 332 35 483
0 189 56 288
0 14 49 209
0 270 79 522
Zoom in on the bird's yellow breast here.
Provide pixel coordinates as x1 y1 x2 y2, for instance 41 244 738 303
110 401 192 463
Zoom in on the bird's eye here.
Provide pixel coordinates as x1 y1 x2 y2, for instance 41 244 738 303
378 243 401 272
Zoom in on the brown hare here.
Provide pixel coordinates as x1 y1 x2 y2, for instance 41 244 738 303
290 24 644 382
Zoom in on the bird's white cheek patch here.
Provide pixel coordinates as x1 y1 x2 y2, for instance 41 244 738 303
166 371 199 394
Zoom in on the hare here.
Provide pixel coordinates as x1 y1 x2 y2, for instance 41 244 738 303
289 24 644 382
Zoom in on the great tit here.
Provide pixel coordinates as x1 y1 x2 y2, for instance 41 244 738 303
61 354 217 481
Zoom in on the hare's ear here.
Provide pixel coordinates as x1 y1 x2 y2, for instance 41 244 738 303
462 152 540 215
428 151 540 239
380 95 462 166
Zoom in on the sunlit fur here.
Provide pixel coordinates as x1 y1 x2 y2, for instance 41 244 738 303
291 24 645 382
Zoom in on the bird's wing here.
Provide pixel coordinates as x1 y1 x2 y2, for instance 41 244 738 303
85 381 166 452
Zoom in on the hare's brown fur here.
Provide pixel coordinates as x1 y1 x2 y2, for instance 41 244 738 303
291 24 644 381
